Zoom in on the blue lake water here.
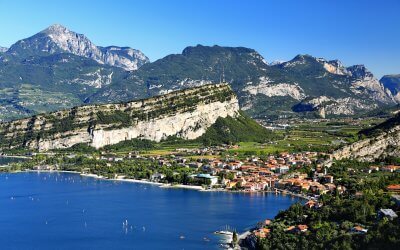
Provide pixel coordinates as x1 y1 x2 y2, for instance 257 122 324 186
0 172 300 249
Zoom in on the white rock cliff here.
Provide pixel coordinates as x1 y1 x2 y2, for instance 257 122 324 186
0 84 239 151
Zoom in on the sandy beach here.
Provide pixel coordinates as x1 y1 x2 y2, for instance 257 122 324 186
160 183 204 190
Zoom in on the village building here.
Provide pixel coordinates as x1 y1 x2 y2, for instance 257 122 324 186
378 209 398 220
387 184 400 193
192 174 218 185
351 226 368 234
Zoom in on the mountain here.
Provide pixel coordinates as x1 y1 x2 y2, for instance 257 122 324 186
0 25 149 121
85 45 270 103
287 58 395 118
6 24 149 70
0 84 242 151
88 46 396 119
0 46 7 53
332 113 400 161
381 74 400 102
0 25 397 121
0 52 129 120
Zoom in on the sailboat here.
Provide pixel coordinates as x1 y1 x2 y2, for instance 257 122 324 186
214 225 235 236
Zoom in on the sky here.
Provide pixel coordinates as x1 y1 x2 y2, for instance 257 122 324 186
0 0 399 77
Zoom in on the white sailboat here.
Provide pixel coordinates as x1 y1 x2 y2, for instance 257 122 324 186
214 225 235 236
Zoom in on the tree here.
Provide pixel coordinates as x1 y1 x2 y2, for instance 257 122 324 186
232 231 238 244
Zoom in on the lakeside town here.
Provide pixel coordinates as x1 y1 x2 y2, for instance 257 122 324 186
21 147 399 196
16 148 331 194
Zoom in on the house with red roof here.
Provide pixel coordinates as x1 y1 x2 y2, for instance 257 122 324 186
387 184 400 193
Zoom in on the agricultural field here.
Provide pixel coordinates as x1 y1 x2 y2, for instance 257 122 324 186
99 117 386 158
226 118 386 157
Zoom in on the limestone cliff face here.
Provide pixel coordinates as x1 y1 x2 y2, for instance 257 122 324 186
0 84 239 151
332 126 400 162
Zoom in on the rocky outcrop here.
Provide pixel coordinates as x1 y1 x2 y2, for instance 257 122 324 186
293 96 378 117
332 126 400 162
321 59 349 76
100 46 149 71
244 77 306 100
0 84 239 151
347 65 395 104
332 113 400 162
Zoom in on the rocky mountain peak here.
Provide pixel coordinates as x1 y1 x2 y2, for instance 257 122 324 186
322 59 349 75
294 54 316 61
283 55 351 76
7 24 149 71
41 24 70 34
288 55 349 75
0 46 8 53
38 24 98 60
346 65 373 79
282 54 318 67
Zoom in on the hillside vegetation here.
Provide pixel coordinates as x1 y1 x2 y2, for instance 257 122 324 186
359 113 400 137
198 111 279 145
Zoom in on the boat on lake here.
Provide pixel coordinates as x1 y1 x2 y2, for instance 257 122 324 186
214 225 235 236
214 230 233 236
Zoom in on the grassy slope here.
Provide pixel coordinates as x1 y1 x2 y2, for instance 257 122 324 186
52 111 277 154
197 111 279 145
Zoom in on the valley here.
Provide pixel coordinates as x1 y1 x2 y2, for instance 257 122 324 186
0 21 399 250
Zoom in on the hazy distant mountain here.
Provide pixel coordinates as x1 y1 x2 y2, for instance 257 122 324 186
380 74 400 102
0 46 7 53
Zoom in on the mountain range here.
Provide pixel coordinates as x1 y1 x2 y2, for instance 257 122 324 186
0 24 398 121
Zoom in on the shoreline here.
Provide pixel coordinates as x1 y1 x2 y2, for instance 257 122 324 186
160 183 203 190
80 172 203 190
23 170 205 191
8 170 310 199
7 169 306 248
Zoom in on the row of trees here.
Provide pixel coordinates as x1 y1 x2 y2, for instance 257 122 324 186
14 154 201 186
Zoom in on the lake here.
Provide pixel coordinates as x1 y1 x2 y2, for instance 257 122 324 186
0 172 301 249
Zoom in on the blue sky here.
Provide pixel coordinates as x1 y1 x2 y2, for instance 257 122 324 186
0 0 399 77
